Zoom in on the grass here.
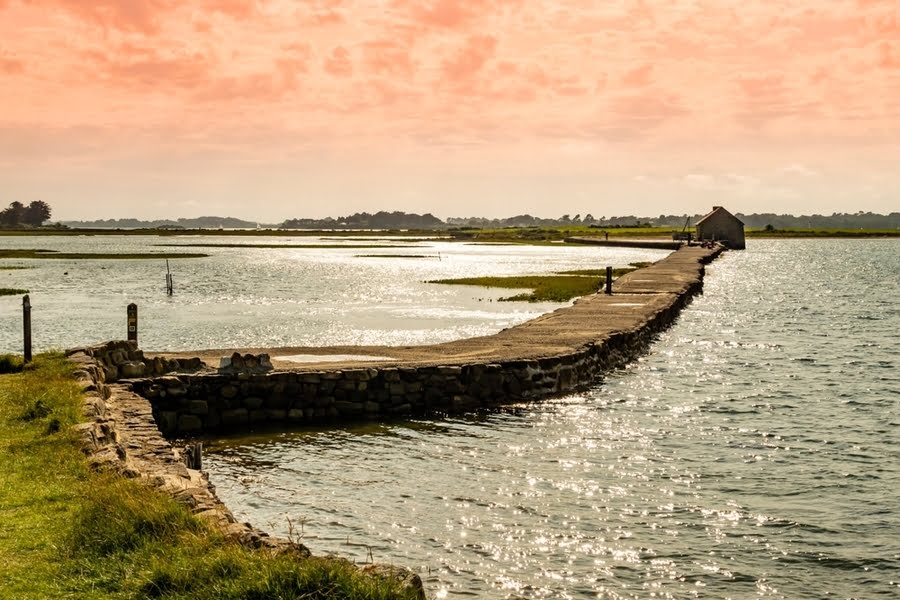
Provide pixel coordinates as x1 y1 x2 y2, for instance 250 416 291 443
0 249 208 260
449 225 682 244
0 288 28 296
428 267 637 302
0 354 421 599
0 265 33 270
154 243 421 249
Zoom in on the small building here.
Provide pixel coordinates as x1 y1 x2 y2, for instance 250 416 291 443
695 206 745 249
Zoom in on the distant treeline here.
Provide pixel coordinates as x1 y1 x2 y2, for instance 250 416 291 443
281 211 444 230
61 210 900 230
61 216 276 229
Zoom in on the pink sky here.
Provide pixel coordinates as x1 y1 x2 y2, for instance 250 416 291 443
1 0 898 221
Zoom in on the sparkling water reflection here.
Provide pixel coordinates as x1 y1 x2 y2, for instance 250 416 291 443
204 240 900 598
0 235 665 352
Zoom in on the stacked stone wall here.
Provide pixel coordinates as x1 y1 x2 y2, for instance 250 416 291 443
123 271 704 438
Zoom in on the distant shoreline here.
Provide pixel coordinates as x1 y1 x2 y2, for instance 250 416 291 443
1 226 898 240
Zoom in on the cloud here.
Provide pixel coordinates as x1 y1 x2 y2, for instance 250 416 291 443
0 56 24 74
324 46 353 77
622 64 653 87
363 39 415 77
441 34 496 83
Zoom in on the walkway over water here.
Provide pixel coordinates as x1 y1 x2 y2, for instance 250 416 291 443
154 245 723 372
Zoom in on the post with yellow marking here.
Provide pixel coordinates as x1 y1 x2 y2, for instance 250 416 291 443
127 303 138 345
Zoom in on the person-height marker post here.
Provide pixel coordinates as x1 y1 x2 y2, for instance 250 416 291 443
23 294 32 363
127 303 138 345
605 266 613 295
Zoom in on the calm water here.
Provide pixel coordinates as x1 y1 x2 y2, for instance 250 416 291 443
0 236 664 353
202 240 900 599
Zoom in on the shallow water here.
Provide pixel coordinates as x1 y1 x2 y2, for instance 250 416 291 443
202 240 900 598
0 235 664 352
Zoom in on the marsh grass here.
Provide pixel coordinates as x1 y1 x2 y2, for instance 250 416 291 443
154 243 420 249
0 249 208 260
0 355 420 599
428 267 637 302
0 287 28 296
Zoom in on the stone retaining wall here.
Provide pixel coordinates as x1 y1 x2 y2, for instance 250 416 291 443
65 343 426 597
123 262 709 438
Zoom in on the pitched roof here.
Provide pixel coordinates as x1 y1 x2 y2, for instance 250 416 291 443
695 206 744 226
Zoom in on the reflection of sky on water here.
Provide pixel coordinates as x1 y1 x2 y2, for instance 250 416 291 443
0 235 666 352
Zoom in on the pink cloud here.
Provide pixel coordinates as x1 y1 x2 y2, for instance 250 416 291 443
324 46 353 77
622 64 653 87
0 54 24 74
441 34 496 82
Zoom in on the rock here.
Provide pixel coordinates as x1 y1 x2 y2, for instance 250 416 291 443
119 361 146 379
177 414 203 432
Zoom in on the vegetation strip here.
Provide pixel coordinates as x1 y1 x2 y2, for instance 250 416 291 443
0 288 28 296
427 267 637 302
0 354 421 600
153 243 421 249
0 249 208 259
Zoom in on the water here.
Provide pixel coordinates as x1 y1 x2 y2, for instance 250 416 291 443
200 240 900 598
0 235 664 352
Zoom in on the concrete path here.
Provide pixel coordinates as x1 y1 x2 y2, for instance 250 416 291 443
152 245 723 371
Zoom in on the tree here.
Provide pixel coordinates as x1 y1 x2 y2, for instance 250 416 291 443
23 201 51 226
0 202 25 227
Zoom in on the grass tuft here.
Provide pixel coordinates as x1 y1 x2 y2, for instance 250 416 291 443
0 353 24 373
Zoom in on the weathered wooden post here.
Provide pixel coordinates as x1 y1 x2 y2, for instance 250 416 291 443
185 442 202 470
127 303 138 344
22 294 32 363
605 266 613 295
165 260 174 296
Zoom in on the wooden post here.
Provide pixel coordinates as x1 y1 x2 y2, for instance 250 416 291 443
165 260 173 296
605 266 613 295
127 303 138 344
185 442 202 470
22 294 32 363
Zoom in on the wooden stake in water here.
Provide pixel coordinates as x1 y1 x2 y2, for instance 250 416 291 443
127 303 138 344
22 294 32 363
165 260 174 296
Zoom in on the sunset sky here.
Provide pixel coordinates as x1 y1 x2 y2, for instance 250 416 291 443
1 0 898 222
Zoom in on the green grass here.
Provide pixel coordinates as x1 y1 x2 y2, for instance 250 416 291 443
0 249 208 260
0 354 23 373
154 243 421 249
450 225 681 244
428 267 636 302
0 265 33 270
0 355 421 599
0 288 28 296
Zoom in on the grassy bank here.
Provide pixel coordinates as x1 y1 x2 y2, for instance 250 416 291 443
0 354 421 599
428 267 637 302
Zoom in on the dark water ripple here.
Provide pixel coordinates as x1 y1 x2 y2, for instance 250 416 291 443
205 239 900 599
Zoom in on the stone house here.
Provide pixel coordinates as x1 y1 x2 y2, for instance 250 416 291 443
695 206 745 249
